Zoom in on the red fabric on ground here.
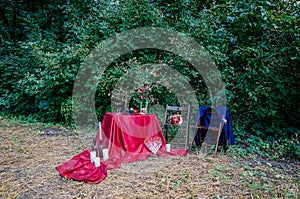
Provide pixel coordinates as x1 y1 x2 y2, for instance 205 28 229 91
56 150 107 184
56 113 188 184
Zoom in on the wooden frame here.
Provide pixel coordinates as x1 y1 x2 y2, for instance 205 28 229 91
163 104 191 150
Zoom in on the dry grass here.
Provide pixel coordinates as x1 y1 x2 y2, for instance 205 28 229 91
0 116 299 199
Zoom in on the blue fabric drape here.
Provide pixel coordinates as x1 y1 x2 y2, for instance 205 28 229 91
193 106 235 146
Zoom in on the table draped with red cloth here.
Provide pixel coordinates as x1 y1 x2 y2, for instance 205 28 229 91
56 112 188 184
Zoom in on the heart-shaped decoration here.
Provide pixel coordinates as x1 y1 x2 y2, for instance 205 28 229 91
144 137 162 154
170 114 183 125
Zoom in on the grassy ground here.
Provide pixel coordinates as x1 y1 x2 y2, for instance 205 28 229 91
0 116 299 199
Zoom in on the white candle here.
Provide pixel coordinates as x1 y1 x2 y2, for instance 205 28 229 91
166 144 171 152
99 122 102 141
94 157 101 167
90 151 96 163
103 149 109 161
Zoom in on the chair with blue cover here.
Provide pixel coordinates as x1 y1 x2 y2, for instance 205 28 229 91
191 106 234 157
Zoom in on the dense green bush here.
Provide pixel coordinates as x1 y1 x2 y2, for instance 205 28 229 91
0 0 299 157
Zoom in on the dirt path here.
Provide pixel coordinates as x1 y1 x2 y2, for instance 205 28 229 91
0 117 299 198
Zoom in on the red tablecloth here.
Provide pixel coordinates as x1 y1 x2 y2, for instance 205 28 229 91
56 112 188 184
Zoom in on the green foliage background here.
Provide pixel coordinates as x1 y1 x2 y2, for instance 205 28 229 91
1 0 299 158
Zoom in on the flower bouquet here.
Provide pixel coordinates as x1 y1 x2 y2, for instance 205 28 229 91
132 84 155 114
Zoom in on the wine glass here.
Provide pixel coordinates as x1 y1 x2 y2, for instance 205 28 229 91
115 102 123 115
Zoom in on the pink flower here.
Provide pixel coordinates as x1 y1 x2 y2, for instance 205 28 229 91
137 87 144 92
